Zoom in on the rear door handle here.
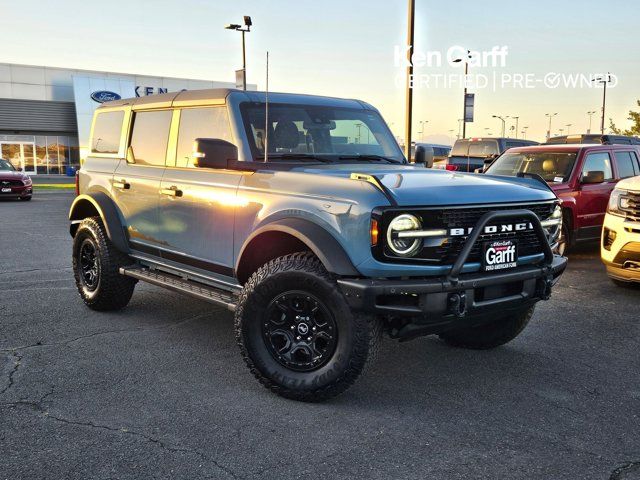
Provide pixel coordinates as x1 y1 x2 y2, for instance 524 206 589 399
112 179 130 190
161 186 183 197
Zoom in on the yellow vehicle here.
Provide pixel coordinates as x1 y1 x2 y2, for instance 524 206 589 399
602 175 640 286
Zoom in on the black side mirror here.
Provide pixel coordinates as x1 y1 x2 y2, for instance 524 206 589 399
581 170 605 184
192 138 238 169
414 145 434 168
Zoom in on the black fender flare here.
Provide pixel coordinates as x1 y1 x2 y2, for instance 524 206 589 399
68 192 130 254
236 218 360 277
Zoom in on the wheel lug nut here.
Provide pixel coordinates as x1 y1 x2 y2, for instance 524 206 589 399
312 326 316 331
296 336 301 340
290 325 295 330
307 337 312 341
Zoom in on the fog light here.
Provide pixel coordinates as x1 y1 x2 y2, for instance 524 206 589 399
603 227 616 251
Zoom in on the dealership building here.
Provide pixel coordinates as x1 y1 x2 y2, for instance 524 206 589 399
0 62 254 175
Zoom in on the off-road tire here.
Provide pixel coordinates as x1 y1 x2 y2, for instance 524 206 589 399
235 252 382 402
72 216 136 311
439 305 535 350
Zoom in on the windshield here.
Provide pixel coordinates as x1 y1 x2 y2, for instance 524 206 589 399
0 159 16 171
451 140 499 157
240 103 404 163
486 151 578 182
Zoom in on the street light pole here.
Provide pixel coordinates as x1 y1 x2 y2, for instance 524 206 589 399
545 113 558 140
586 110 597 134
566 124 572 135
510 116 520 138
404 0 415 159
225 16 252 91
454 51 472 139
492 115 506 137
593 73 612 134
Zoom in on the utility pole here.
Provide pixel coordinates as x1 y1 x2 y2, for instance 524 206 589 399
404 0 415 159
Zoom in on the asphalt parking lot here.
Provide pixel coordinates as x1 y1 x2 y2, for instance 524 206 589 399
1 191 639 480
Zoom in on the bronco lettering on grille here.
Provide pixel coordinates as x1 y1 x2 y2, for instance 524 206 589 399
449 222 534 236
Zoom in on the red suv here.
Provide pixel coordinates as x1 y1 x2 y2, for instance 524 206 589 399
485 144 640 253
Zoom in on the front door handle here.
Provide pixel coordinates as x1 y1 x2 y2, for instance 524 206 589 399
161 186 183 197
112 179 130 190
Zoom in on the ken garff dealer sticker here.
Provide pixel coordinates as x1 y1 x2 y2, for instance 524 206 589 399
90 91 122 103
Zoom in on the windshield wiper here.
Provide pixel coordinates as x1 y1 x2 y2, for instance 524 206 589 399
256 153 332 163
338 154 401 164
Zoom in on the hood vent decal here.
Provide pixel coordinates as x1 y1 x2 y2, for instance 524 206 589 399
350 173 397 206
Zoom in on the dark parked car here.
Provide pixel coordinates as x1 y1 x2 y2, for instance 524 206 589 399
444 137 539 172
0 158 32 200
485 144 640 254
546 134 640 145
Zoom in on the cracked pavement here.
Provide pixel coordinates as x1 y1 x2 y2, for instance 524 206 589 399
1 191 639 479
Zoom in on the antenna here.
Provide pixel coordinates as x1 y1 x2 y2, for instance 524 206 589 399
264 51 269 162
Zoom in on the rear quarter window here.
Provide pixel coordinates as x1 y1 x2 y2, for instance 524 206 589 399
91 110 125 154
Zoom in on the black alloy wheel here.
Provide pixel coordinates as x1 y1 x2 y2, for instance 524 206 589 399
262 291 338 372
78 238 100 291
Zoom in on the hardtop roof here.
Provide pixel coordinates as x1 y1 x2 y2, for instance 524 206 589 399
97 88 373 111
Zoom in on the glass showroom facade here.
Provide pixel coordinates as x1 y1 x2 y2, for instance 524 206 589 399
0 134 80 175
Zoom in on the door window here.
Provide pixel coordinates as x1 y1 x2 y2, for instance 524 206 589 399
129 110 172 166
614 151 638 178
582 152 613 180
91 111 124 154
175 108 233 168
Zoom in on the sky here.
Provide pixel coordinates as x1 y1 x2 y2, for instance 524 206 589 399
1 0 639 144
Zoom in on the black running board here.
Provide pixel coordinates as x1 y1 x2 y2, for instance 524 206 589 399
119 267 237 311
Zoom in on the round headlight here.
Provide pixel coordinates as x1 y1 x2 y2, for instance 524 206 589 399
386 214 422 256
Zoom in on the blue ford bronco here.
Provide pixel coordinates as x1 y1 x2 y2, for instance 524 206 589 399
69 89 567 401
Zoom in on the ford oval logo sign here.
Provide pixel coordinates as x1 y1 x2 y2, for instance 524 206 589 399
90 91 121 103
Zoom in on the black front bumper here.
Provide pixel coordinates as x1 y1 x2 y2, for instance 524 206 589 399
338 254 567 319
339 208 567 328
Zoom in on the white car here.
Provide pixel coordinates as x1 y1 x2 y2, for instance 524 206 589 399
601 175 640 286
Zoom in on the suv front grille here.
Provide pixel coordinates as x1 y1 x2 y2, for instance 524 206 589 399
379 202 555 265
623 191 640 222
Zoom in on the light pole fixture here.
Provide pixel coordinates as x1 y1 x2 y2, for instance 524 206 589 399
522 126 529 140
545 113 558 140
492 115 506 137
225 16 252 90
453 49 473 139
586 110 597 134
592 73 612 134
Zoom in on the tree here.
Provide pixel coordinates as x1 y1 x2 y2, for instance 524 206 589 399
609 100 640 136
